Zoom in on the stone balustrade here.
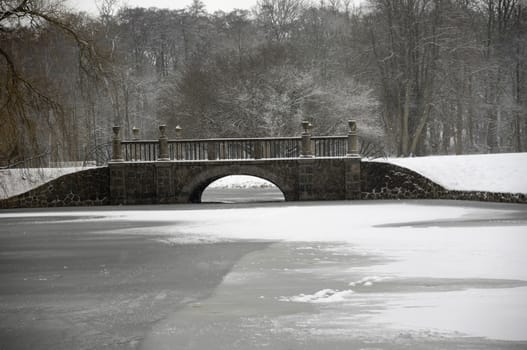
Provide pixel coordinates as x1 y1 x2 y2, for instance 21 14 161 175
110 120 360 162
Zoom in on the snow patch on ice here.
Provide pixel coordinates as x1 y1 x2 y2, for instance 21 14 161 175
153 235 230 245
279 288 355 303
349 276 391 287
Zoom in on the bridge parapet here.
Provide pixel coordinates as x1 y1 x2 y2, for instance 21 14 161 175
110 121 358 162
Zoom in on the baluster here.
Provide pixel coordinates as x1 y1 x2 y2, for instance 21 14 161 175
148 143 151 161
254 140 261 159
208 140 217 160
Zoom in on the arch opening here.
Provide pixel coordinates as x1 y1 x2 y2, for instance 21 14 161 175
200 175 285 203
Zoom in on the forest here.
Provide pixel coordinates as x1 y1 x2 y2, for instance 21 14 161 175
1 0 526 166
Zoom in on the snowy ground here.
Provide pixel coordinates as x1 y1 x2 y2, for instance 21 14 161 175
375 152 527 194
0 167 95 199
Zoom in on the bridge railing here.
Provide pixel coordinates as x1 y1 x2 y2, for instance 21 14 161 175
111 121 358 162
313 136 348 157
122 140 159 161
169 137 302 160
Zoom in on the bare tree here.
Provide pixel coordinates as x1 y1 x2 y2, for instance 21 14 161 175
367 0 446 156
256 0 304 42
0 0 106 164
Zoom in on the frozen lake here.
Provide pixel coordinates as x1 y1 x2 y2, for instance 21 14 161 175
1 196 526 349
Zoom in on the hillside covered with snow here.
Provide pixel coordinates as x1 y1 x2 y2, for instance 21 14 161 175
377 152 527 194
0 167 94 199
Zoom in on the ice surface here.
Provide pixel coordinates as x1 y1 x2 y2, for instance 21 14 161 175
3 201 526 281
2 200 527 342
377 286 527 341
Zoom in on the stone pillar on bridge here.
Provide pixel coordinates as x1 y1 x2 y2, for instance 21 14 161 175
347 120 359 156
155 162 174 203
345 120 361 199
158 125 170 161
111 126 123 162
299 121 314 199
132 127 140 161
301 121 314 158
298 158 315 200
110 126 126 204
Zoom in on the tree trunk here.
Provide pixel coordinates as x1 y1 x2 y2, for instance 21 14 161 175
486 107 498 153
455 97 463 155
409 104 430 156
467 74 475 148
441 122 451 154
401 80 411 156
513 42 523 151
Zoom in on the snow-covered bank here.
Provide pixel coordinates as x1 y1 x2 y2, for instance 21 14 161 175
376 152 527 194
0 167 95 199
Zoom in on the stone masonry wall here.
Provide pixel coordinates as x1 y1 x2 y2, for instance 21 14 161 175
0 167 110 209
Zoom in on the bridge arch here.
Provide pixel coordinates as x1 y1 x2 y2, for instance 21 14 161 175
177 165 295 203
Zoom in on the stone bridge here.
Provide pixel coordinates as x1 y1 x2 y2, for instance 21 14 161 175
4 121 526 209
109 121 361 204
